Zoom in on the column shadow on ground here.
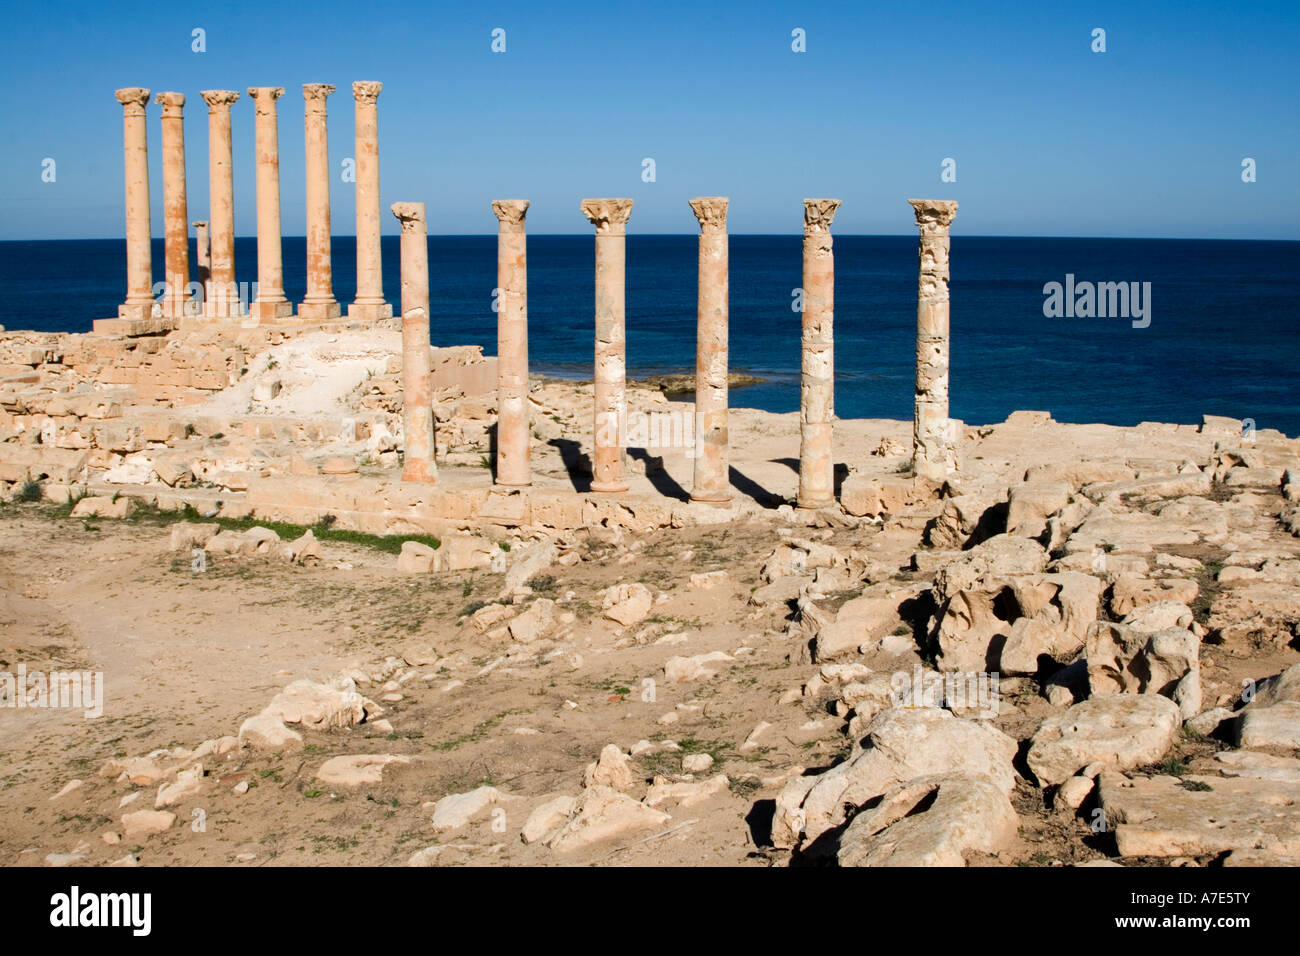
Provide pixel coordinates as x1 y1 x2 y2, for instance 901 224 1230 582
766 458 851 496
548 438 593 493
626 448 690 501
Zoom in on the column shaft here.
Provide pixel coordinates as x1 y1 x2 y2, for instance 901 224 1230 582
155 92 191 317
248 87 292 321
689 197 730 504
349 82 392 320
798 199 841 509
300 84 341 320
200 90 241 317
115 88 153 320
909 199 958 480
581 199 633 493
392 202 436 484
193 220 210 307
493 200 531 487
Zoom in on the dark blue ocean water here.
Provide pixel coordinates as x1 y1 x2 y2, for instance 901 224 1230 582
1 236 1296 433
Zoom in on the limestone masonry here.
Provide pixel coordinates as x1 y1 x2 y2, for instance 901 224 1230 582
0 79 1296 870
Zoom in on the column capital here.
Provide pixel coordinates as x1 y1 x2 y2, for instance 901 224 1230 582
688 196 728 231
191 220 208 228
908 198 958 231
353 81 383 104
115 87 150 113
580 198 633 235
303 83 336 102
200 89 240 110
154 91 185 116
803 198 841 232
492 199 530 226
247 87 285 111
391 201 426 231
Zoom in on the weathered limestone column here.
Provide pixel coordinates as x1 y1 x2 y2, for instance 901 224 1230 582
155 92 192 318
580 198 633 493
349 82 392 320
909 199 959 480
688 197 731 505
492 200 531 487
247 87 293 321
115 88 153 321
193 220 210 306
391 202 436 484
299 84 341 320
798 198 841 509
200 90 241 317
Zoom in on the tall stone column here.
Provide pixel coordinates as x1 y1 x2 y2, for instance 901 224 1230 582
798 198 841 509
688 197 731 505
155 92 192 318
115 88 153 321
909 199 958 480
193 220 210 307
247 87 292 321
200 90 241 317
580 198 633 493
300 84 341 320
492 200 531 487
391 202 436 484
349 82 392 320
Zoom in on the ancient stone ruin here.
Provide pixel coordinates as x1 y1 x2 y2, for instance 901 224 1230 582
1 79 1296 872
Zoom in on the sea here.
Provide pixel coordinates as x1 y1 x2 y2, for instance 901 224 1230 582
0 236 1295 434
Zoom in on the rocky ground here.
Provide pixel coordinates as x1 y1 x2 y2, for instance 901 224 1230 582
1 403 1298 867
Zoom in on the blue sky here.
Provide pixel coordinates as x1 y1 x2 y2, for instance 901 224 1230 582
0 0 1296 239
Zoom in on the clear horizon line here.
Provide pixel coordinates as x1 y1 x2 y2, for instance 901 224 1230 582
2 233 1297 243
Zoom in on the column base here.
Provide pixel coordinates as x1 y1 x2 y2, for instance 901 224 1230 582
298 299 342 320
348 301 393 321
494 479 532 489
690 492 733 506
912 457 949 481
205 302 248 319
118 301 155 321
795 496 835 511
401 459 438 484
590 480 629 493
249 299 295 320
159 297 195 320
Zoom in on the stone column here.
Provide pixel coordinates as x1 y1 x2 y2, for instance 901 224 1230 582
247 87 292 321
349 82 392 320
193 220 210 307
798 198 841 509
155 92 192 318
688 197 730 504
115 88 153 321
909 199 958 480
580 198 633 493
391 202 436 484
492 200 531 487
299 84 341 320
200 90 241 317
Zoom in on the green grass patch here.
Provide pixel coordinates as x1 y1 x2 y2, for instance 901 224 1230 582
1154 756 1189 777
67 500 444 554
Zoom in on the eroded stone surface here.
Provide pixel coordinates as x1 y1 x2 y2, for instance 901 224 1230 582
837 774 1019 867
1027 695 1181 787
1100 771 1300 860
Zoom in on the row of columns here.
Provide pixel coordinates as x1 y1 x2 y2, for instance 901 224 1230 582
387 195 959 500
112 82 392 323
